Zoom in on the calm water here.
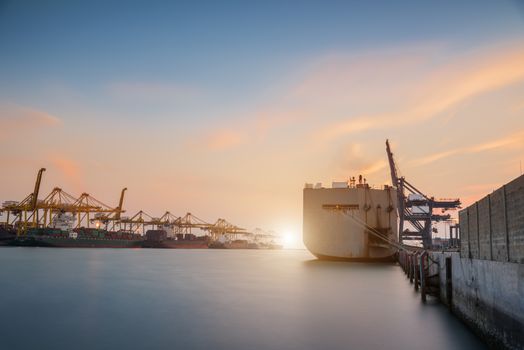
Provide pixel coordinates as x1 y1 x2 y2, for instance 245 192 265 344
0 248 485 350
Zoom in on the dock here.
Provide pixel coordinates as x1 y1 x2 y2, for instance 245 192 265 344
398 174 524 350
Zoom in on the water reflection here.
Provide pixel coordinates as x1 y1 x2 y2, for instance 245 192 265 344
0 248 485 350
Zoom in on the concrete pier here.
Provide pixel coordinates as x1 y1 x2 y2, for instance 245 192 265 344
399 175 524 350
429 252 523 350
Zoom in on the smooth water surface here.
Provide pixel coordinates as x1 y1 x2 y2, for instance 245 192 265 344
0 248 485 350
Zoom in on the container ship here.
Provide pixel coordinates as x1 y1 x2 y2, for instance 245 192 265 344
303 176 398 261
142 230 210 249
6 213 142 248
142 230 283 249
0 226 16 246
220 240 283 249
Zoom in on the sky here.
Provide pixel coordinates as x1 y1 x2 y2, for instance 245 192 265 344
1 0 524 246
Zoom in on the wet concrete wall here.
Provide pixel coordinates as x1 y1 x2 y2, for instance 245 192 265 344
429 252 524 350
430 175 524 349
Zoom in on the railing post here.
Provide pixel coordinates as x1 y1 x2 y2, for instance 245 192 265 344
409 254 414 283
420 253 427 302
445 256 452 308
414 253 419 292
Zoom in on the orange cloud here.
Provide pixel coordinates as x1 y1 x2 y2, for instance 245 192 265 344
411 130 524 166
188 107 310 152
313 43 524 141
49 155 84 193
360 159 388 175
0 105 60 140
315 117 381 141
203 129 246 151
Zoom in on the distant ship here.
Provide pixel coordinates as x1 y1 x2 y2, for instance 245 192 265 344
7 227 143 248
143 230 283 249
0 226 16 246
142 230 210 249
303 176 398 261
5 213 142 248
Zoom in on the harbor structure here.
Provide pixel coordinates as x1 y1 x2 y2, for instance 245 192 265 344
0 169 281 249
399 174 524 350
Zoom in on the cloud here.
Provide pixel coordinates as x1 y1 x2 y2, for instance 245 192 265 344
49 155 84 193
107 82 199 102
188 106 310 152
202 129 246 151
312 43 524 141
334 142 389 181
360 159 388 175
0 105 61 140
411 130 524 166
315 117 382 141
184 40 524 155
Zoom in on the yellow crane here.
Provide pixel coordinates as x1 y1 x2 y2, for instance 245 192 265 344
119 210 179 234
1 168 46 234
205 218 248 241
38 187 80 228
120 210 154 234
87 188 127 230
173 212 213 235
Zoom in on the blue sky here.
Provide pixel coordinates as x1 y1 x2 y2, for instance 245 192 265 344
2 1 523 115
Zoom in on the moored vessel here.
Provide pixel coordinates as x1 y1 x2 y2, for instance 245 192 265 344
142 230 210 249
303 177 398 261
8 227 143 248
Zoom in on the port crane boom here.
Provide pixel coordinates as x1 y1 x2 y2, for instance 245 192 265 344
385 140 461 248
1 168 46 234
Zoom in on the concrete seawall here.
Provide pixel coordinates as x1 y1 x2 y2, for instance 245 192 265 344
428 252 523 350
459 174 524 264
426 174 524 350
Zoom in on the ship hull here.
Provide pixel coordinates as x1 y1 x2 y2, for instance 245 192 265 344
141 240 209 249
303 186 398 261
8 236 142 248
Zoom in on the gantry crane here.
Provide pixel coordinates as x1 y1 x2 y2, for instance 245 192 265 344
385 140 461 248
1 168 46 234
173 212 214 235
119 210 154 234
1 169 131 234
38 187 79 228
205 218 248 241
87 188 127 230
1 168 252 241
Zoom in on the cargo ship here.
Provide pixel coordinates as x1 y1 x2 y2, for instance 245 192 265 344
303 176 398 261
6 213 143 248
8 227 143 248
142 231 283 249
209 239 253 249
142 230 210 249
0 226 16 246
208 235 283 249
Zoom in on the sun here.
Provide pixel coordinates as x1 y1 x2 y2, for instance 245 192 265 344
282 230 299 249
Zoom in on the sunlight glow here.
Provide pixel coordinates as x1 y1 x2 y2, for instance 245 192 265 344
282 230 300 249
